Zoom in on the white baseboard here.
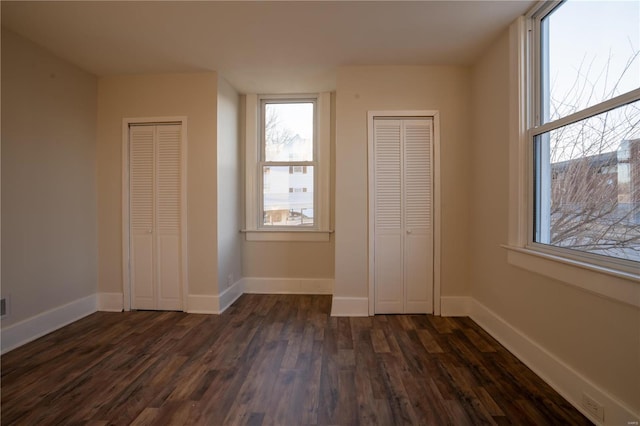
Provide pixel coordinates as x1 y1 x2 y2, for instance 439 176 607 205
440 296 472 316
0 294 97 354
471 299 639 426
331 296 465 317
186 294 219 314
243 277 333 295
330 296 369 316
186 278 245 315
188 278 332 314
98 292 123 312
219 279 244 313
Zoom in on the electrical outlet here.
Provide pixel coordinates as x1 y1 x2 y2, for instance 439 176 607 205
582 393 604 422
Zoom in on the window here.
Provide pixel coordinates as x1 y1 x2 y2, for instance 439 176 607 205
261 99 315 228
529 0 640 270
244 93 331 241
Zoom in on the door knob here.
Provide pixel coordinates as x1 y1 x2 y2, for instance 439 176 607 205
407 230 412 234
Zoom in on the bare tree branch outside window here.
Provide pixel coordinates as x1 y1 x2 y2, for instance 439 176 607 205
544 49 640 261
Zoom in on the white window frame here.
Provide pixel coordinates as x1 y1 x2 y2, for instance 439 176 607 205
505 9 640 308
244 93 331 242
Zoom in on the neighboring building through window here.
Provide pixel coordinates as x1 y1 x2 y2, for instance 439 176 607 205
530 0 640 266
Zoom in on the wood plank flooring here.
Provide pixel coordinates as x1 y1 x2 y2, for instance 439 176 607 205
1 294 591 425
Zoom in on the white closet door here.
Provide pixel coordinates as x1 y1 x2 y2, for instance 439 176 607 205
374 119 403 313
130 126 156 310
155 125 183 310
373 117 433 314
129 124 183 311
403 119 433 314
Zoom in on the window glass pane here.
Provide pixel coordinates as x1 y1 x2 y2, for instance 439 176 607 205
263 166 314 226
542 0 640 123
534 100 640 262
265 102 314 161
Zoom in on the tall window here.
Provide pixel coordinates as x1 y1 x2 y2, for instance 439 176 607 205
530 0 640 268
260 98 316 227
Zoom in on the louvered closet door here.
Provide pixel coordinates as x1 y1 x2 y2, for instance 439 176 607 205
374 120 404 313
403 119 433 313
129 124 183 311
373 118 433 314
130 126 155 310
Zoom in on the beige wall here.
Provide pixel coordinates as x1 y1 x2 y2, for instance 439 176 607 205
470 29 640 414
97 73 218 297
217 77 242 290
241 93 336 279
243 241 334 278
1 29 98 325
334 65 471 299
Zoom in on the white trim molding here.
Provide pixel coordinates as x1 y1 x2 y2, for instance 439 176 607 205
243 277 333 295
244 93 332 241
219 279 244 313
1 295 97 354
507 16 640 301
505 246 640 308
186 279 245 314
243 230 332 242
440 296 472 316
185 277 334 314
98 292 124 312
330 296 369 317
471 299 639 426
186 294 219 314
507 16 529 248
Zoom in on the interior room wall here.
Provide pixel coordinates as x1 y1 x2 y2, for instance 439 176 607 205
241 93 336 280
97 72 219 300
470 28 640 418
1 29 98 326
243 242 334 278
217 77 242 293
333 65 472 308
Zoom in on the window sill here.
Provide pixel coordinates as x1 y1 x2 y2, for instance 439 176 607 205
242 229 333 242
502 245 640 308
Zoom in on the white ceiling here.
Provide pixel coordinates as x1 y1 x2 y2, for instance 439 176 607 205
1 1 534 93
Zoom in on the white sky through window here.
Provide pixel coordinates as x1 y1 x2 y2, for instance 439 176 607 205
548 0 640 119
271 102 313 140
545 0 640 162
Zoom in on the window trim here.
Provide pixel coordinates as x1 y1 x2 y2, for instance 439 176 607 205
505 11 640 307
244 93 331 242
529 1 640 270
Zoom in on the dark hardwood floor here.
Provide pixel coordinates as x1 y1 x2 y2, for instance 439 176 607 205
1 294 591 425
